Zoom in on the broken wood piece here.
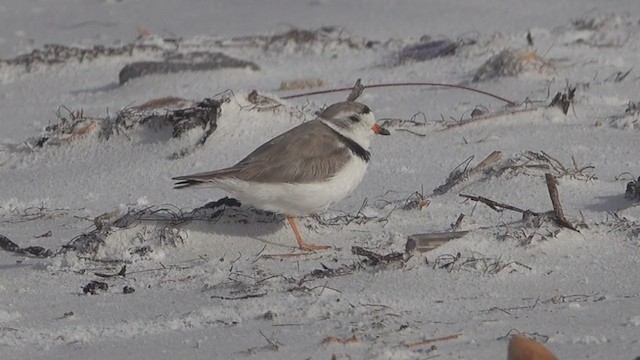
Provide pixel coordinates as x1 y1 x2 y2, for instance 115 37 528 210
404 333 461 349
473 151 502 172
132 96 193 111
544 173 578 232
405 231 469 253
508 335 558 360
322 335 358 345
434 151 502 195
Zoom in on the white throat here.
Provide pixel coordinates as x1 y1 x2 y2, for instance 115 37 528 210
320 118 372 150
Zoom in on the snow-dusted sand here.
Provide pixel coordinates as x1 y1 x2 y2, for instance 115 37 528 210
1 1 640 359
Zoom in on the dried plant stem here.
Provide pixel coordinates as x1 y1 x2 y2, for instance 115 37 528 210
438 107 537 131
282 82 517 106
459 194 528 214
322 335 358 344
404 333 461 349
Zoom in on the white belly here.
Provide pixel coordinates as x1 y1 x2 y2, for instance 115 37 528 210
214 157 368 215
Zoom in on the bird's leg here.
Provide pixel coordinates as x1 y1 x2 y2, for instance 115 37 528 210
287 216 330 251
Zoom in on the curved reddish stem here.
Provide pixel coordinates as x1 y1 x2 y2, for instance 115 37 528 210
281 82 518 106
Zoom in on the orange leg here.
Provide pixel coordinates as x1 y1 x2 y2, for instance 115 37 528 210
287 216 330 251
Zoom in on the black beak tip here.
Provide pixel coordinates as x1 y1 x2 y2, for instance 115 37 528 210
380 127 391 136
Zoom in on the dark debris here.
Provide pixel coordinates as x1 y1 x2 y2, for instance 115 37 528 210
625 176 640 201
0 234 53 257
83 281 109 295
351 246 404 266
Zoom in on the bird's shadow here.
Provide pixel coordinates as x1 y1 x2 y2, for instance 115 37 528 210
113 198 293 248
586 194 633 212
70 82 120 96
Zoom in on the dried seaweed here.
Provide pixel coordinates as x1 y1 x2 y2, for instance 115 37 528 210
0 43 163 71
33 95 227 159
213 27 380 53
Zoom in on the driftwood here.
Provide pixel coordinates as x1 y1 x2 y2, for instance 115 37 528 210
544 173 578 231
405 231 469 253
459 173 579 232
119 54 259 84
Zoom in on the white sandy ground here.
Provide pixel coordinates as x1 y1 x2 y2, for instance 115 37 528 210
1 1 640 359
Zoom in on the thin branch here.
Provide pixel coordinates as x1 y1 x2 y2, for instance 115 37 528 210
459 194 529 214
404 333 462 349
322 335 358 344
211 292 267 300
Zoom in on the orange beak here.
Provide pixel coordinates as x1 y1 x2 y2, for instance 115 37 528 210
371 123 390 135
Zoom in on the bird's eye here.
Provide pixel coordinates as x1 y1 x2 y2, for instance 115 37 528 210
349 115 360 122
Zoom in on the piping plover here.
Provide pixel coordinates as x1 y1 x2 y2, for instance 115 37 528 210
173 101 389 250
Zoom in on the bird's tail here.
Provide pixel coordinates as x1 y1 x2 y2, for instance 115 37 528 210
172 168 236 189
173 178 207 189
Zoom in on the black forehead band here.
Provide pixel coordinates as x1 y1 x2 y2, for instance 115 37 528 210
362 105 371 114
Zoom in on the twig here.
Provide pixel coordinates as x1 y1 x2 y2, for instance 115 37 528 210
459 194 529 214
282 82 517 106
544 173 578 232
404 333 461 349
211 292 267 300
259 330 281 350
322 335 358 344
396 128 427 137
452 213 465 230
260 252 315 259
